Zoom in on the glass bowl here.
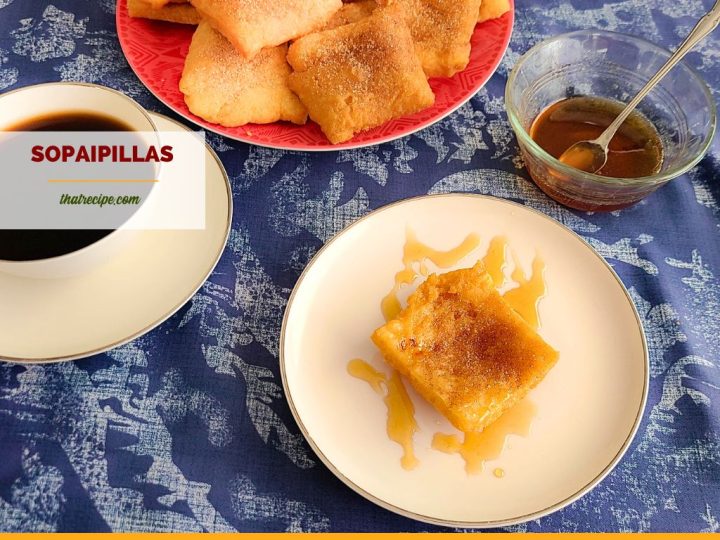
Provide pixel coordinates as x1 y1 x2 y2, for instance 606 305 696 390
506 29 717 211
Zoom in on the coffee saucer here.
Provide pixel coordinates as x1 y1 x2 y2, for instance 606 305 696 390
0 113 232 363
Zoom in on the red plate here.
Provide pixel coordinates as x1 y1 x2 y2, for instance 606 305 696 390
116 0 514 150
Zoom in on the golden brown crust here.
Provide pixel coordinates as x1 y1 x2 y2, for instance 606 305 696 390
179 21 307 127
372 263 559 433
188 0 343 58
323 0 378 31
393 0 483 78
128 0 200 24
287 6 434 144
478 0 511 22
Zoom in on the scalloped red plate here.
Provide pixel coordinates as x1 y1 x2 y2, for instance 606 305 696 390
116 0 514 150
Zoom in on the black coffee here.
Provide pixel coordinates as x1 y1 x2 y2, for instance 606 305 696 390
1 112 132 262
8 112 132 132
0 230 114 261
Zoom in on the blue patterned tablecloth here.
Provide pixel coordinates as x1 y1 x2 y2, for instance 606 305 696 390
0 0 718 532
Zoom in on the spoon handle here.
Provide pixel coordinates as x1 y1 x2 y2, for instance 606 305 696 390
596 1 720 148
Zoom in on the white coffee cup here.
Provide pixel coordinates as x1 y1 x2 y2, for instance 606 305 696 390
0 82 158 279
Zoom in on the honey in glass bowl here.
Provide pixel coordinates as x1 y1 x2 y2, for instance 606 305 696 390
505 30 717 212
530 96 664 180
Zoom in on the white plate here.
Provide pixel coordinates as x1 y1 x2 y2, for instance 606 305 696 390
0 113 232 363
280 194 648 527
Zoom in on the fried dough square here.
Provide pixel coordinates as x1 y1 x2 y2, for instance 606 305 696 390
478 0 511 22
128 0 200 24
372 263 559 433
287 6 434 144
394 0 482 78
189 0 343 58
179 21 307 126
323 0 378 30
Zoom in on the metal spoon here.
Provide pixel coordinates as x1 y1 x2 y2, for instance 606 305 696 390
558 1 720 174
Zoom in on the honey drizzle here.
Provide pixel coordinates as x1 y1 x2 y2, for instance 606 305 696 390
482 235 508 287
431 399 537 474
385 371 419 470
347 358 385 395
381 230 481 321
347 359 419 470
503 252 546 330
